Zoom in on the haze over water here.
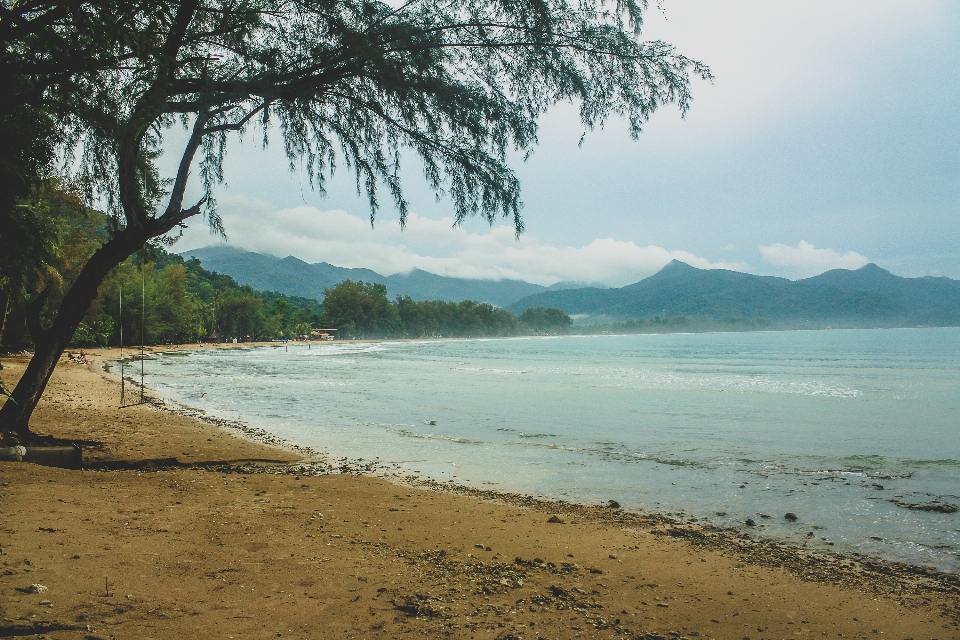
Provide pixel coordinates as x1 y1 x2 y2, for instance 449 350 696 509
144 328 960 571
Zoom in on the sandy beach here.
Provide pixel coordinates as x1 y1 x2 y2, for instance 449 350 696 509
1 348 958 639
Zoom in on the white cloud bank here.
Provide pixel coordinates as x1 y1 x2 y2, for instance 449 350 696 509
180 195 748 287
760 241 870 278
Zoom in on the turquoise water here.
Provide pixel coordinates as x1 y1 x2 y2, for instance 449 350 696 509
143 328 960 571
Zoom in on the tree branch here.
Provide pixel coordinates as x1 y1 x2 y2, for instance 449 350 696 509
200 102 268 134
154 196 206 234
117 0 200 230
159 108 209 221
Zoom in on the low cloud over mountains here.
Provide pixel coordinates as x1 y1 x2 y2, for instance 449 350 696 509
178 195 874 287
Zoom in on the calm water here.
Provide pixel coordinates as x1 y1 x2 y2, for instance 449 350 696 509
142 328 960 571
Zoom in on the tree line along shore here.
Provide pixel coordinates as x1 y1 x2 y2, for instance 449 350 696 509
0 183 577 351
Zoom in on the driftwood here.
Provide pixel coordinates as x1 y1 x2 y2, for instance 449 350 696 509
0 444 82 469
0 621 88 636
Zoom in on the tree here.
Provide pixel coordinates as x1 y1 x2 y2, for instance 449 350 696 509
322 280 399 338
0 202 55 347
0 181 102 349
1 1 129 335
0 105 57 265
520 306 573 333
0 0 710 438
0 104 57 287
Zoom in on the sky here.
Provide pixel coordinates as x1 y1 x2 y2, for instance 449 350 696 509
167 0 960 287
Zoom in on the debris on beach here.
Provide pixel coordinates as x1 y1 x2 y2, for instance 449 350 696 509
16 583 48 594
887 499 959 514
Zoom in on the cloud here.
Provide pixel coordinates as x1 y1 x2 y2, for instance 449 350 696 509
759 241 869 277
606 1 945 150
178 195 748 287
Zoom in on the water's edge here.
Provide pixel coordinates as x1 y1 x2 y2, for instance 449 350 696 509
102 352 960 594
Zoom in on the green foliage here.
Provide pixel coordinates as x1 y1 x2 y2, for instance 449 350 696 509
0 104 56 212
321 281 400 339
520 307 573 334
0 199 57 308
395 297 520 338
1 180 105 347
72 313 115 348
319 280 570 339
0 183 321 350
79 250 323 347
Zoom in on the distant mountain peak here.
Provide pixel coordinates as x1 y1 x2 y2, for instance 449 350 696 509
178 244 548 306
806 262 898 286
650 260 701 278
278 255 310 267
546 280 606 291
662 259 698 270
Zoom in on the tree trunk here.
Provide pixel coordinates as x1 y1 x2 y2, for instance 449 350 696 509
0 228 146 438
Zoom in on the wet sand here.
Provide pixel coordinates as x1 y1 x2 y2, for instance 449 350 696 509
0 349 958 639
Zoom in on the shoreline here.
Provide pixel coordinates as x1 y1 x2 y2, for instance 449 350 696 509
154 392 960 598
1 350 959 637
39 322 960 364
107 346 960 594
124 344 960 582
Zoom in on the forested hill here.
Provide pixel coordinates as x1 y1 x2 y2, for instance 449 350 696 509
181 245 553 307
507 260 960 327
179 246 960 328
803 263 960 320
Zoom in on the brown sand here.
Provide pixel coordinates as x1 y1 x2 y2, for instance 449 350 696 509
1 350 958 639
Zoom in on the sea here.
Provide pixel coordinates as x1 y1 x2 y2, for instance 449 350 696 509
140 328 960 572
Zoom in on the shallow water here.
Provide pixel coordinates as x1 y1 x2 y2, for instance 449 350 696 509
143 328 960 571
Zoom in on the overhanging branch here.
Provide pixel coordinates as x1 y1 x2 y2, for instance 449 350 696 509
200 101 268 134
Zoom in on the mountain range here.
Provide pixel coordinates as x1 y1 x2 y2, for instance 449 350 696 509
507 260 960 327
181 246 960 328
181 245 577 307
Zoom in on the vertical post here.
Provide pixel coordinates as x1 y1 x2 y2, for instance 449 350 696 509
119 280 124 407
140 252 145 404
